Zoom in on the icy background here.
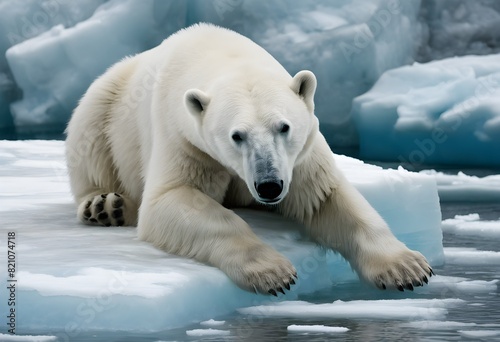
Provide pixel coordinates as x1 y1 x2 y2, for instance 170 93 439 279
0 0 499 165
352 54 500 166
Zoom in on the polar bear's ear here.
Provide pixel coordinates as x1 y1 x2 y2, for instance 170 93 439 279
184 89 211 117
290 70 317 112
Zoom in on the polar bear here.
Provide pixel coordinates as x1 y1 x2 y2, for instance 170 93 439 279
65 23 433 295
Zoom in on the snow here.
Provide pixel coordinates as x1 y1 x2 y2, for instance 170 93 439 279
442 214 500 238
185 329 230 337
287 325 349 333
444 247 500 265
421 170 500 201
0 140 443 334
352 54 500 167
238 298 465 321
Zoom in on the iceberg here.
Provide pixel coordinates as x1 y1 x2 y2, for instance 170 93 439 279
352 54 500 167
0 140 443 335
0 0 106 135
418 0 500 62
5 0 186 136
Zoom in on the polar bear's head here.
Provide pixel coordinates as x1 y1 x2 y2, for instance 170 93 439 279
184 70 318 204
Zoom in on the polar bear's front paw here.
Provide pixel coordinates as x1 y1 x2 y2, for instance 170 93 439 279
78 193 131 227
225 245 297 296
360 248 434 292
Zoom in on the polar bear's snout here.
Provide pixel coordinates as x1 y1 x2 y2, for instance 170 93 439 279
255 180 283 202
246 145 289 204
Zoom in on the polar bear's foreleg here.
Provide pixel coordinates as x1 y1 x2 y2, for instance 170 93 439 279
308 174 432 291
281 136 433 291
138 186 297 295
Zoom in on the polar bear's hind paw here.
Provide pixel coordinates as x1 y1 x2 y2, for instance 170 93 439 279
78 193 127 227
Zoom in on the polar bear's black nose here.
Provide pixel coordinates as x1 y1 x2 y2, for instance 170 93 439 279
255 180 283 201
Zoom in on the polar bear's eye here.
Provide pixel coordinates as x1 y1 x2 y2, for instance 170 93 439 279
280 124 290 134
232 132 244 143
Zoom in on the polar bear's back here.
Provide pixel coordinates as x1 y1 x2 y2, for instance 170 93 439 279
158 23 289 82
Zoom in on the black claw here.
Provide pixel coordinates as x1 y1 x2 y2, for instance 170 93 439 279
112 209 123 219
89 218 97 223
101 194 107 199
284 283 290 290
382 283 386 290
293 272 298 279
428 268 434 277
98 212 109 220
83 209 91 218
105 222 111 227
290 278 295 285
414 280 423 287
85 201 92 209
117 219 125 226
113 198 123 208
277 287 285 294
114 193 121 197
397 284 404 292
423 275 428 284
406 283 414 291
268 289 277 297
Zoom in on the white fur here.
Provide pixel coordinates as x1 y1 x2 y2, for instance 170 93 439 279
66 23 431 294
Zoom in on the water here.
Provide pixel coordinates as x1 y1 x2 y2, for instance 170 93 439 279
35 202 498 341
